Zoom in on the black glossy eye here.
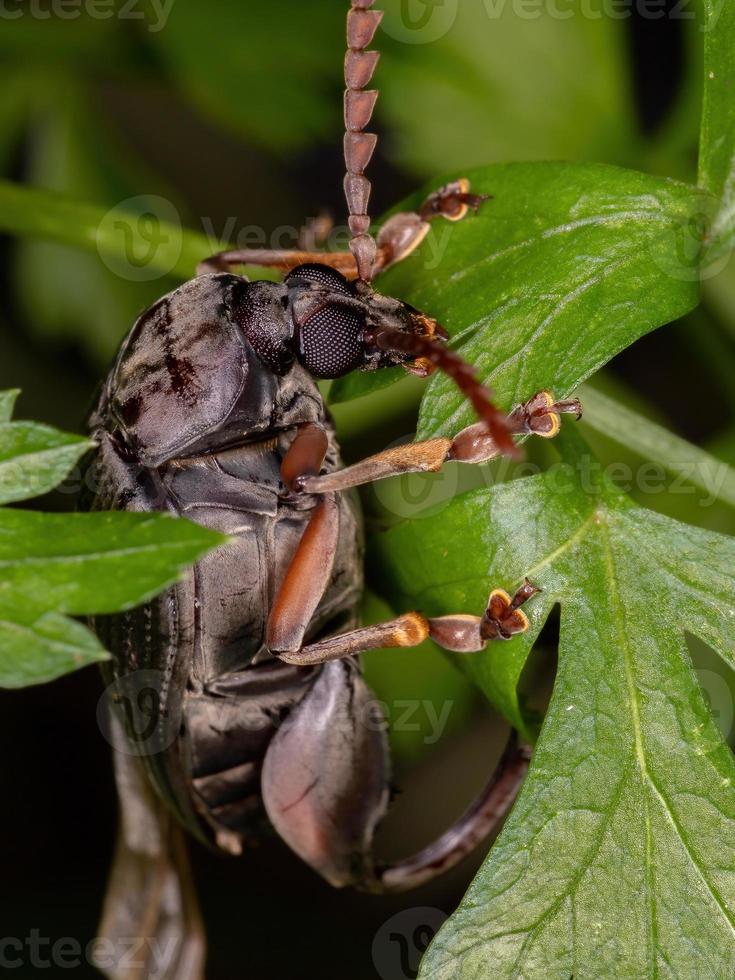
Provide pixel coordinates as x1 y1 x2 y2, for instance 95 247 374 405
285 263 353 296
297 303 366 379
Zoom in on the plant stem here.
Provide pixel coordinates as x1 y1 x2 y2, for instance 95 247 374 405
581 385 735 509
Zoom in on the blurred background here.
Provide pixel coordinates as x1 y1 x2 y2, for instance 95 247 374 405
1 0 735 977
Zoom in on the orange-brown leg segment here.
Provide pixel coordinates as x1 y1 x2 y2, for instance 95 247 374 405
265 493 340 657
197 179 490 281
280 422 329 493
270 579 538 666
196 248 360 279
286 392 581 498
372 179 490 276
369 733 531 893
265 430 538 893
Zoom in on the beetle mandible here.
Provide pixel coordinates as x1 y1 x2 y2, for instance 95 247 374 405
86 3 581 977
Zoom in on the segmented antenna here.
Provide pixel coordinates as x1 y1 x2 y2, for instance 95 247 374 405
345 0 382 282
372 327 520 457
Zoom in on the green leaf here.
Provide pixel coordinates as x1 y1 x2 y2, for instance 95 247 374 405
332 163 703 435
0 393 226 688
0 421 93 505
0 390 19 424
0 388 93 505
0 180 214 283
0 510 225 689
699 0 735 253
0 509 225 620
371 440 735 978
0 612 108 689
378 0 636 177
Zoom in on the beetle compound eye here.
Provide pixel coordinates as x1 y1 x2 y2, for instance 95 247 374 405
285 263 353 295
298 303 366 379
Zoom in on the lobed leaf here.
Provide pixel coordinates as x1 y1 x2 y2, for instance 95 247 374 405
699 0 735 255
332 162 703 440
371 438 735 978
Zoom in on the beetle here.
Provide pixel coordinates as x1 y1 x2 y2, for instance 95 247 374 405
86 3 581 977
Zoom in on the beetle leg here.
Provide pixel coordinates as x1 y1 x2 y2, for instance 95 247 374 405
270 580 538 665
96 710 204 980
261 658 391 888
198 177 488 279
364 732 531 893
291 391 582 496
280 421 330 493
266 489 433 663
266 493 341 657
260 659 529 893
372 179 490 276
197 176 487 279
196 247 360 278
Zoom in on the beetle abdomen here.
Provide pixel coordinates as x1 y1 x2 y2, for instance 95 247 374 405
186 660 317 844
88 421 363 850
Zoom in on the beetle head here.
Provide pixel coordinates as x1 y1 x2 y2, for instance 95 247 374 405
283 262 447 380
280 263 516 452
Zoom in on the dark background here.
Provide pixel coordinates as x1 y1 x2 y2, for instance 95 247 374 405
0 1 731 978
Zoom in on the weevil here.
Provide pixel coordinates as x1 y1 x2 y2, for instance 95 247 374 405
86 3 581 977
